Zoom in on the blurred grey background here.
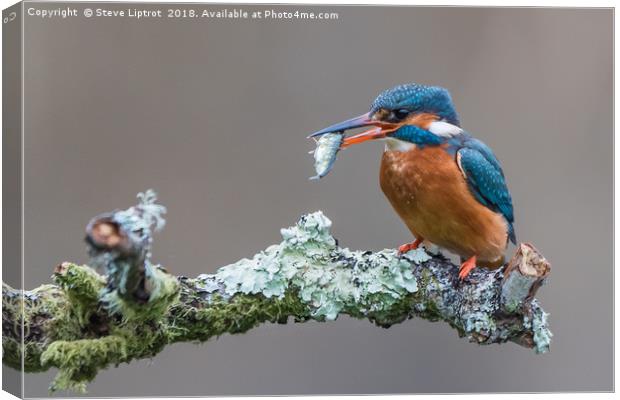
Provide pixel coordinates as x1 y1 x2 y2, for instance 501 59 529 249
18 4 612 397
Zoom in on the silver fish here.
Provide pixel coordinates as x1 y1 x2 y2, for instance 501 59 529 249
309 132 344 180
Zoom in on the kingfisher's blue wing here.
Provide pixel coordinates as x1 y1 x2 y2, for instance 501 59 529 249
457 140 516 244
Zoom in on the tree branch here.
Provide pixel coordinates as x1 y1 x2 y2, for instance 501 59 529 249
2 191 552 393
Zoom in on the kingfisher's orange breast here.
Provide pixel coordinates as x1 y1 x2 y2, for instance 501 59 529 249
379 145 509 265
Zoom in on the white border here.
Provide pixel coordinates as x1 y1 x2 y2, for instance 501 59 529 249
0 1 616 400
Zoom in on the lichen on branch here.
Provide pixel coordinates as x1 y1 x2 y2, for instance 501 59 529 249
2 191 552 393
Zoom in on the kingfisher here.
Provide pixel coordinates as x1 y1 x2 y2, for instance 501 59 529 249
310 83 515 279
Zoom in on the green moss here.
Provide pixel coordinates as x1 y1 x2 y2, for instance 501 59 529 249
101 264 179 322
41 336 128 393
2 282 84 372
38 315 171 392
168 289 310 343
1 337 21 371
53 263 106 325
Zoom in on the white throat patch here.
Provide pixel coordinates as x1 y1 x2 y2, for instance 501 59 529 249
427 121 463 137
384 137 416 152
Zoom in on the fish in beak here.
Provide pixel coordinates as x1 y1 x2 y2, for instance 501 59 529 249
309 113 399 148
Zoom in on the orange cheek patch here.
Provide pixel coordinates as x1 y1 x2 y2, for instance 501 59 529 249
405 113 439 129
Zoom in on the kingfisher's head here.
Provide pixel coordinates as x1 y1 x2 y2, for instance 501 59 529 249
311 83 462 148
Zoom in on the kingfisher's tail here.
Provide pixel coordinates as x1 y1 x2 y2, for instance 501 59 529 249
508 223 516 245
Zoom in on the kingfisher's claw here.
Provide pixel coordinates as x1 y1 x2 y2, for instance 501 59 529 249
458 256 477 280
397 237 424 255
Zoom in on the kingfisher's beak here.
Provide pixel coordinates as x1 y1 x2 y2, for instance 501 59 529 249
309 113 398 148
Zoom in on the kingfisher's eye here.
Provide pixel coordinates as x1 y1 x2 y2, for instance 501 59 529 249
392 109 410 120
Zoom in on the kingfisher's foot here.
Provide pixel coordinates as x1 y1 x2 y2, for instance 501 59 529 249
458 255 477 280
398 237 424 255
